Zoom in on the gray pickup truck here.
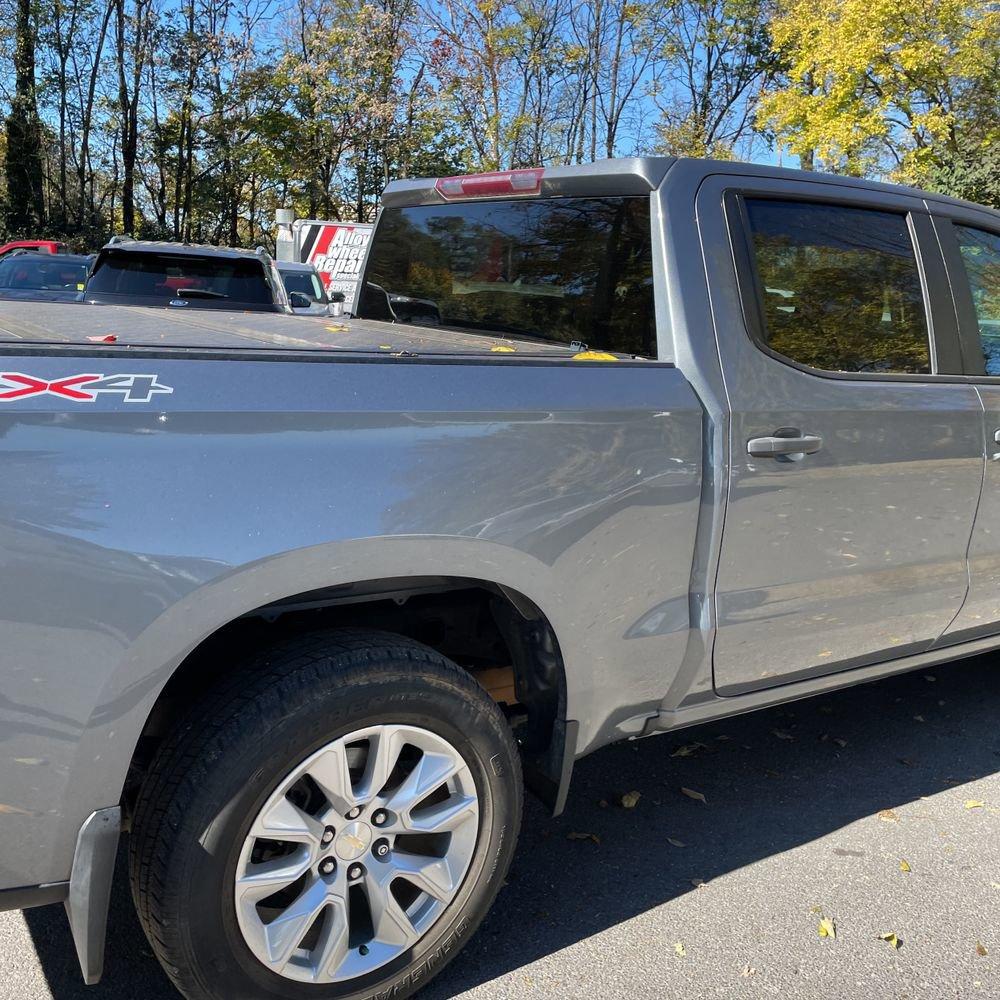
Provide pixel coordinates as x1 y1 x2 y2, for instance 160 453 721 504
2 157 1000 1000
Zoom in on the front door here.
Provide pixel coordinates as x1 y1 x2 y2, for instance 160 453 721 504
699 177 983 695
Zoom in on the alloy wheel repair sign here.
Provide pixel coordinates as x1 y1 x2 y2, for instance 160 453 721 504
293 221 373 313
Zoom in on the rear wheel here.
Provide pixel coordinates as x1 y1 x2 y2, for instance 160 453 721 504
129 629 522 1000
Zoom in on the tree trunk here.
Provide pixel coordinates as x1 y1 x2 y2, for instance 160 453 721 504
4 0 46 233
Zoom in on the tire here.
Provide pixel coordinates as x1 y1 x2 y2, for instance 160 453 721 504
128 628 522 1000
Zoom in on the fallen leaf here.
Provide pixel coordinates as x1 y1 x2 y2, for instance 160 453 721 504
674 941 686 957
621 790 641 809
86 334 118 343
598 799 609 808
878 809 899 823
566 831 601 845
740 964 756 977
667 837 686 848
681 787 707 804
764 768 782 778
878 932 901 949
772 729 796 741
671 741 706 758
899 859 912 873
817 650 833 657
809 906 823 914
898 757 916 768
690 878 707 888
924 674 936 682
490 344 516 353
325 324 349 332
833 738 848 748
716 734 731 741
965 800 985 810
818 917 836 939
913 715 926 723
976 942 988 957
13 757 44 765
0 803 31 815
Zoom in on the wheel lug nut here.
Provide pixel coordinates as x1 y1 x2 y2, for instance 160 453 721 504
319 857 336 876
321 826 335 845
373 838 390 860
348 863 364 880
346 806 362 820
372 809 388 826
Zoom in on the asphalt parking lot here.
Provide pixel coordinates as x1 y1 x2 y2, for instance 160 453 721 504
3 655 998 1000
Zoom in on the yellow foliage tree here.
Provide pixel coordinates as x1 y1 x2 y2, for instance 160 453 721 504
757 0 1000 178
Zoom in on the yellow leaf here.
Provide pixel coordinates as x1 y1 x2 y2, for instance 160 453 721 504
674 941 686 956
566 831 601 845
899 859 911 873
965 800 985 810
818 917 836 939
878 932 900 949
621 790 641 809
491 344 516 353
681 787 707 804
325 324 349 332
976 942 988 957
573 350 619 361
878 809 899 823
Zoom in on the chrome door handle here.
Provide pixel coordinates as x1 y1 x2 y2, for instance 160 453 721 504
747 430 823 459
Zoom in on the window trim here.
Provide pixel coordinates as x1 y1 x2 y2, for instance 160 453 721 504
723 188 962 381
932 213 1000 379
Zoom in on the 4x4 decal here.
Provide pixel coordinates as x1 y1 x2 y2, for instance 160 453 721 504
0 372 173 403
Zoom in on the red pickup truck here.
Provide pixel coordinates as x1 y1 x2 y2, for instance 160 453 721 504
0 239 68 260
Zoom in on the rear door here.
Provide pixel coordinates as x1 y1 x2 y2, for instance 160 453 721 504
696 174 984 695
936 210 1000 640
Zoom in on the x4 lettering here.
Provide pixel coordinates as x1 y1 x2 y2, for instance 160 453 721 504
0 372 173 403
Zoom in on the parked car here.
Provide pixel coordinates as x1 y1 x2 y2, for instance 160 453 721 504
275 258 339 315
1 157 1000 1000
0 251 91 302
85 238 292 313
0 238 68 261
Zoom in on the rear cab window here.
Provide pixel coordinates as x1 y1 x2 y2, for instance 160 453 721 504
741 199 931 375
357 196 657 358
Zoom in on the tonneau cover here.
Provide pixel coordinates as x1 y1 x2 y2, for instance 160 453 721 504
0 300 579 357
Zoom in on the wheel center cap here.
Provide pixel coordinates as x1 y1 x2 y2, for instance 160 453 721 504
335 821 372 861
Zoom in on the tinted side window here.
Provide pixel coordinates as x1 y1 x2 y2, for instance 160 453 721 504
360 197 656 357
955 225 1000 375
744 199 930 374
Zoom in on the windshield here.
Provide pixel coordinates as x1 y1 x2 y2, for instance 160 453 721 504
281 270 327 301
358 196 655 356
87 250 274 307
0 256 88 290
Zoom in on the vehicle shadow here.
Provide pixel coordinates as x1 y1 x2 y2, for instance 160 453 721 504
24 652 1000 999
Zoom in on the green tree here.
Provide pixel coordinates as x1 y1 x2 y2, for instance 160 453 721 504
4 0 46 233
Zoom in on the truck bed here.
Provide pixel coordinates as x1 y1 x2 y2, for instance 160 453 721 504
0 300 578 357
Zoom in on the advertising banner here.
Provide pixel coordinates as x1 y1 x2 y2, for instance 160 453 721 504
293 220 374 313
